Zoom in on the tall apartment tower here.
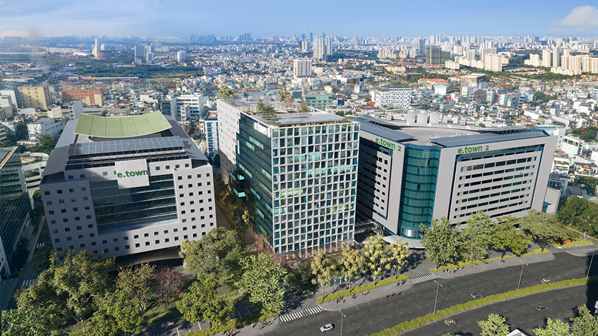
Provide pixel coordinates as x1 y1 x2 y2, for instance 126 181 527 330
293 58 312 78
313 34 330 61
92 38 102 60
218 99 359 256
40 112 217 258
552 47 561 68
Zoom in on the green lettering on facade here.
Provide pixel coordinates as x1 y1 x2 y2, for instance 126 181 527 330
457 145 491 155
376 138 397 151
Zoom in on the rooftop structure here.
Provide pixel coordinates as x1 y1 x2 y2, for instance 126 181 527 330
73 112 171 138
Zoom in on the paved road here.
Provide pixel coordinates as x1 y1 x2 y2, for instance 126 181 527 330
265 253 598 336
405 285 589 336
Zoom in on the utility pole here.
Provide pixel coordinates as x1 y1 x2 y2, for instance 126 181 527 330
517 264 526 289
340 310 346 336
587 253 595 279
433 280 441 313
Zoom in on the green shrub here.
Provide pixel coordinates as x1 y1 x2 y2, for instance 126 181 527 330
317 274 409 304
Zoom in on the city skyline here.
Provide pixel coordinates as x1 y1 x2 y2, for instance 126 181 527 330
0 1 597 38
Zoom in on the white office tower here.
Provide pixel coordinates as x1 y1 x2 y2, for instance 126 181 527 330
144 44 153 64
92 38 102 60
176 50 187 64
293 58 312 78
542 49 552 68
40 112 217 258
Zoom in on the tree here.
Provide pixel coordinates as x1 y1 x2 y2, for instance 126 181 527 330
180 228 244 284
339 244 365 281
96 288 145 334
571 305 598 336
217 85 234 99
421 219 462 266
310 249 338 287
518 212 571 249
362 235 395 278
176 275 237 326
491 218 530 258
114 264 155 312
558 197 598 237
239 253 287 317
462 213 495 261
31 135 57 154
50 251 113 320
533 318 570 336
68 311 119 336
153 268 186 305
478 313 510 336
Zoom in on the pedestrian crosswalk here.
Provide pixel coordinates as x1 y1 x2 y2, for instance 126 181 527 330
279 305 323 323
412 273 436 283
21 279 35 289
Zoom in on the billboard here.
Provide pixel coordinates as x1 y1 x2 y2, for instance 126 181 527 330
113 159 149 189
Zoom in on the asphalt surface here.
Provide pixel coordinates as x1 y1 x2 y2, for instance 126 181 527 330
405 285 589 336
265 253 598 336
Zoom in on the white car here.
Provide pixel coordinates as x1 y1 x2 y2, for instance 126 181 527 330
320 323 335 332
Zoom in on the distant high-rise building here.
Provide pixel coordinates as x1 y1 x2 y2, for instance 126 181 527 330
92 38 102 60
542 49 552 68
293 58 312 78
133 45 144 65
417 38 426 56
426 45 442 65
552 47 561 68
144 44 153 64
176 50 187 64
313 34 330 61
172 94 205 123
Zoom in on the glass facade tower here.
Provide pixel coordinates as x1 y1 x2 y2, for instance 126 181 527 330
237 113 360 255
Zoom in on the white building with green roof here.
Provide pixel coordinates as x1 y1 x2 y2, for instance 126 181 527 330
40 112 217 258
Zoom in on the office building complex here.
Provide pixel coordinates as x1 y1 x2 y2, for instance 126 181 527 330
40 112 217 258
1 147 31 278
218 99 359 255
355 117 555 244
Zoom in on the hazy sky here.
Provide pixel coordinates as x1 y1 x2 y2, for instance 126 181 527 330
0 0 597 38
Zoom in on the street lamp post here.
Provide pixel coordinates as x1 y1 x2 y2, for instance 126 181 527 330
517 264 526 289
587 252 595 279
339 310 347 336
433 280 441 314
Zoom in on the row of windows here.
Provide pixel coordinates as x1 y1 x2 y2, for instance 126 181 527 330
454 200 529 220
458 179 532 196
273 233 353 253
456 186 531 205
461 156 537 172
460 165 535 180
456 194 529 212
55 233 206 255
459 173 532 189
54 223 215 245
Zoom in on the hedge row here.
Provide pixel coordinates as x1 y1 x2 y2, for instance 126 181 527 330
372 277 593 336
317 274 409 304
432 247 549 273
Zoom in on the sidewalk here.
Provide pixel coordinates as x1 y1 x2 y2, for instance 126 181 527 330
321 250 556 312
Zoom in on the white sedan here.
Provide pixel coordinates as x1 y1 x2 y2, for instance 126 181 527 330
320 323 335 332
